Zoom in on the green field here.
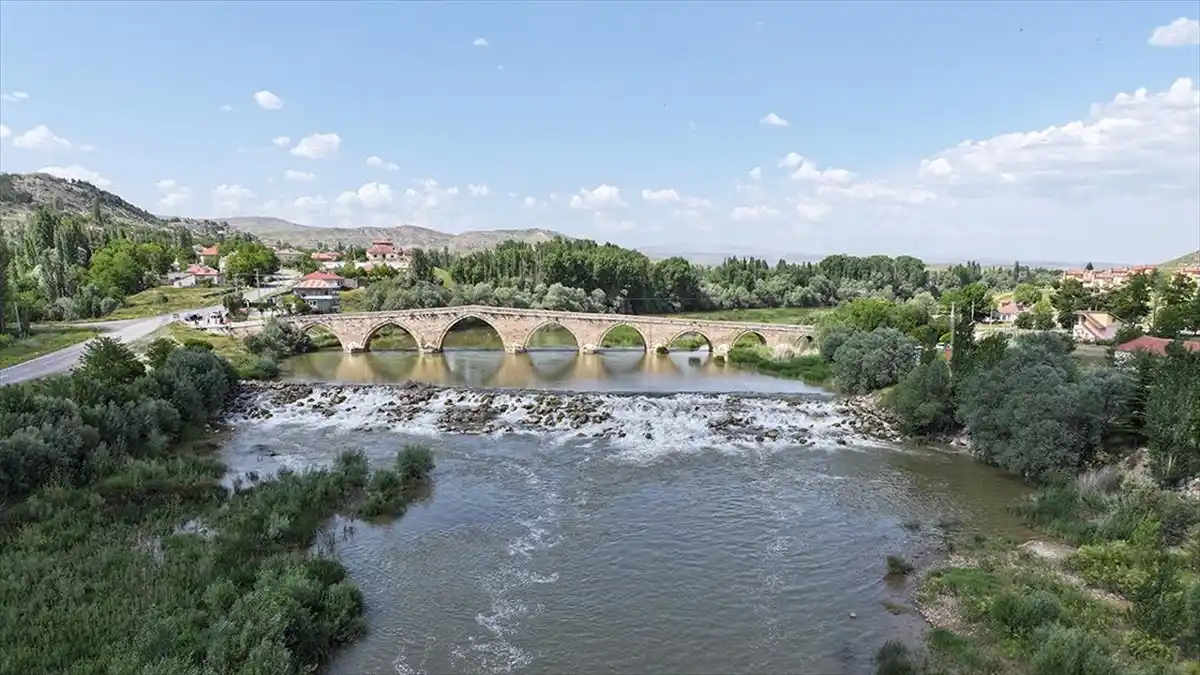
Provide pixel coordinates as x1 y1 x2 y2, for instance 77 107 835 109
101 286 229 321
154 323 258 374
0 326 99 368
669 307 830 325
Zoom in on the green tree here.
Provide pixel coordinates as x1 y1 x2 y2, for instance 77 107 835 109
1052 277 1095 330
885 358 956 435
830 327 920 394
1106 272 1152 323
89 240 150 296
1031 298 1057 330
940 282 993 322
78 337 145 388
1013 283 1042 306
224 242 280 286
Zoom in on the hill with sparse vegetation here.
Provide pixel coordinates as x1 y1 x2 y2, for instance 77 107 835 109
1159 249 1200 272
221 217 567 252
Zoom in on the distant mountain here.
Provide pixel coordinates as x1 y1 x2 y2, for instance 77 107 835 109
1159 250 1200 272
221 216 567 252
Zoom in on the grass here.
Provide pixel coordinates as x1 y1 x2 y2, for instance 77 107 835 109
899 482 1200 675
0 326 99 368
433 267 455 288
725 346 831 385
339 288 366 313
669 307 830 325
101 286 230 321
155 323 259 375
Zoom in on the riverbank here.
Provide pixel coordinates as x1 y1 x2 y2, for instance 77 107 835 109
0 341 436 675
883 468 1200 675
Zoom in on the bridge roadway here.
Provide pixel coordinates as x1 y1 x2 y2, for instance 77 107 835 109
220 305 818 356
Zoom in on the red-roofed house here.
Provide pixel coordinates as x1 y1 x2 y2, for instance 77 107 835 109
292 276 346 313
311 251 341 262
365 240 411 270
994 300 1028 324
174 263 224 287
197 245 220 266
1115 335 1200 363
301 270 357 289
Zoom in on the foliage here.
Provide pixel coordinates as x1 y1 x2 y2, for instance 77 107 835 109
1141 344 1200 486
244 318 313 360
222 241 280 286
143 337 178 369
725 347 831 384
830 327 919 395
885 358 956 435
957 333 1135 483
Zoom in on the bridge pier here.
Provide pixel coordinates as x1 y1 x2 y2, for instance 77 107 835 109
505 344 526 354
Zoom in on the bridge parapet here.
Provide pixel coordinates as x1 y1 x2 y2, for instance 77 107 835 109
217 305 818 355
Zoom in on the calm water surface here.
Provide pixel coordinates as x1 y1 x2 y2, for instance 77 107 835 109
223 349 1032 675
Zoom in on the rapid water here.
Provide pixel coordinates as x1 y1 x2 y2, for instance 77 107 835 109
222 350 1032 675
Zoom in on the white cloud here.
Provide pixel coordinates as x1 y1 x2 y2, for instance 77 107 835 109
792 161 854 184
468 183 490 196
748 167 762 181
730 205 780 222
641 188 680 203
13 125 73 150
291 132 341 159
156 179 191 208
219 104 233 112
272 136 291 147
794 200 831 222
569 184 626 210
1149 17 1200 46
0 125 9 140
293 195 328 211
759 113 789 127
337 182 394 209
284 169 316 182
39 165 111 188
212 184 255 211
1 91 29 103
915 77 1199 189
473 37 489 47
253 90 284 110
778 152 804 169
365 155 399 171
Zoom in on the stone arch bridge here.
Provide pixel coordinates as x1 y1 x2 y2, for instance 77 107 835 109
220 305 817 357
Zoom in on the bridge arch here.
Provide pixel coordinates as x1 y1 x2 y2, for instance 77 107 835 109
436 313 507 351
299 322 345 351
730 329 768 348
523 319 581 351
598 322 649 351
363 321 420 351
665 329 713 351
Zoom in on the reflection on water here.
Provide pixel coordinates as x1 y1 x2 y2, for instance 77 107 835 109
281 349 826 394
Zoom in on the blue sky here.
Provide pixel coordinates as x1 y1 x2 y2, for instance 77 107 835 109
1 1 1198 264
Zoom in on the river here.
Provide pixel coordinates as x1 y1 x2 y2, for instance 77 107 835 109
222 347 1032 675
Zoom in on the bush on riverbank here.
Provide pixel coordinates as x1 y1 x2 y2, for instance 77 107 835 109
0 344 437 674
726 345 831 384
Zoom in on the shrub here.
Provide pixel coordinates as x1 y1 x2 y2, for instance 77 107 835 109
1069 541 1147 595
240 355 281 381
873 640 924 675
244 318 312 358
831 328 920 394
1031 626 1122 675
987 589 1063 637
396 444 435 485
143 338 178 370
886 555 914 577
884 358 956 435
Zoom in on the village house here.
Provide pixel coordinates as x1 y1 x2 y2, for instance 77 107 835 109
173 264 223 287
993 299 1028 324
365 240 411 270
1114 335 1200 364
197 245 221 267
291 271 354 313
1062 265 1157 291
311 251 341 263
1072 310 1125 343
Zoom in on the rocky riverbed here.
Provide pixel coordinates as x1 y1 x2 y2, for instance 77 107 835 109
227 381 906 446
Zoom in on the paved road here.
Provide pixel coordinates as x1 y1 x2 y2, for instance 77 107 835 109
0 282 291 386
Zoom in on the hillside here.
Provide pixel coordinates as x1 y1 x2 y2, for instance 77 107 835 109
0 172 167 230
0 173 228 236
1159 249 1200 273
221 217 566 252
